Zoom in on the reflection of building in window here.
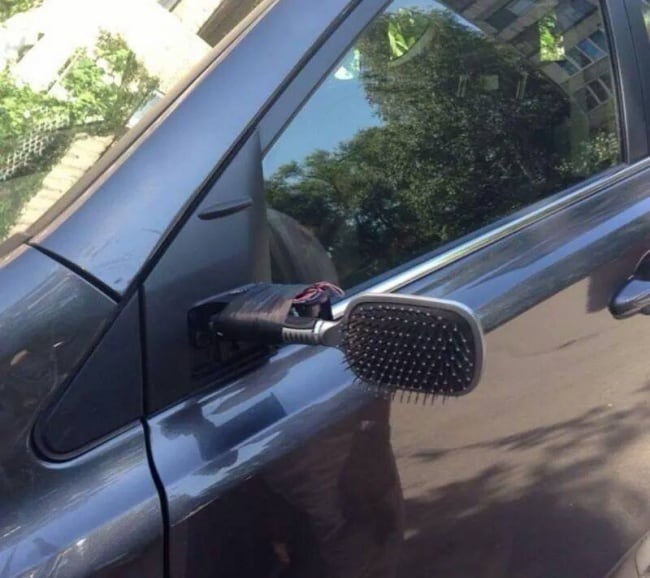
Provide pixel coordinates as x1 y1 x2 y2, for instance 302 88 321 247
557 29 608 75
575 73 613 112
486 0 535 31
442 0 613 132
481 0 596 41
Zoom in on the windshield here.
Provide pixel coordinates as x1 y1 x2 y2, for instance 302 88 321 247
0 0 266 249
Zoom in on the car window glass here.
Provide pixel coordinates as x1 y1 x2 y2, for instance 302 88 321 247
264 0 620 290
0 0 266 250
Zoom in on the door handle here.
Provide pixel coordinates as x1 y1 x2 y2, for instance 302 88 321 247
610 253 650 319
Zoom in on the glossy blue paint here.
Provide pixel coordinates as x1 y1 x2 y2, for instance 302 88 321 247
0 246 114 465
407 163 650 331
0 246 163 577
0 426 163 578
148 344 370 577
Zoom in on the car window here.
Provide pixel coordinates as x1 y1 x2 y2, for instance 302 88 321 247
0 0 266 249
264 0 620 290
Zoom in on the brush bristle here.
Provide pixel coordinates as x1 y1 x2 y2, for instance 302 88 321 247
343 301 478 397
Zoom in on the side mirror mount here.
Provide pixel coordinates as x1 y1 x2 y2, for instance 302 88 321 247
191 284 485 397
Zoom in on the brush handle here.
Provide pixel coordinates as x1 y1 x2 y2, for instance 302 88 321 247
282 318 339 346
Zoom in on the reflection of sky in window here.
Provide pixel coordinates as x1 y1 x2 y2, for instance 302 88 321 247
264 0 471 175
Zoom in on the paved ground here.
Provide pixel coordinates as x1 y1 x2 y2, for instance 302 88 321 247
390 277 650 577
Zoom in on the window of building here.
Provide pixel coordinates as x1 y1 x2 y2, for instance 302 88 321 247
515 0 598 57
577 37 606 61
486 0 536 32
558 59 580 76
486 7 518 31
441 0 474 11
556 0 597 30
589 29 608 51
508 0 535 16
557 32 609 78
567 46 591 67
263 0 620 290
587 78 609 102
600 72 613 90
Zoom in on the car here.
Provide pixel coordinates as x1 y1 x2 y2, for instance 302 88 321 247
2 0 650 576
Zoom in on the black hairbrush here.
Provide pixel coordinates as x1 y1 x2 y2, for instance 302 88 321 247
209 289 484 397
280 293 484 397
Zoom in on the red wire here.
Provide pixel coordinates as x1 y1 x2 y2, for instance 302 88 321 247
293 282 344 305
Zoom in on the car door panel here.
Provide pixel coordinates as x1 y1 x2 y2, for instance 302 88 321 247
148 346 366 578
0 425 164 578
133 0 650 576
389 163 650 576
0 246 163 577
147 154 650 577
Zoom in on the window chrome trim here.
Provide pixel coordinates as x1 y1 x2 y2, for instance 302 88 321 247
332 158 650 317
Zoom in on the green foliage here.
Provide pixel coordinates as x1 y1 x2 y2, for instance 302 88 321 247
386 9 429 59
0 0 42 22
267 8 620 288
0 171 45 238
559 131 620 178
0 31 159 239
62 32 159 133
0 72 67 157
0 31 158 156
539 14 564 62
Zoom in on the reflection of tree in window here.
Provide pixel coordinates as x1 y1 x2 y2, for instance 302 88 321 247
266 7 620 289
514 0 598 58
0 33 158 240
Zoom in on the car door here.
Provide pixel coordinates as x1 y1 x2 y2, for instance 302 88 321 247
0 246 164 577
134 0 650 577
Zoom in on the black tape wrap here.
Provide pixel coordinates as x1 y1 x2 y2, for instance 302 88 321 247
212 283 309 344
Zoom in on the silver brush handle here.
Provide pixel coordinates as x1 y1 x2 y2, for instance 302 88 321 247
281 319 341 346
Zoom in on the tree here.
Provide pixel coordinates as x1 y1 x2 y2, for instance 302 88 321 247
266 8 619 288
0 0 42 22
0 32 159 238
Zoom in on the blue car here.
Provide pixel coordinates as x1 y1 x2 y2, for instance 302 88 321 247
2 0 650 576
